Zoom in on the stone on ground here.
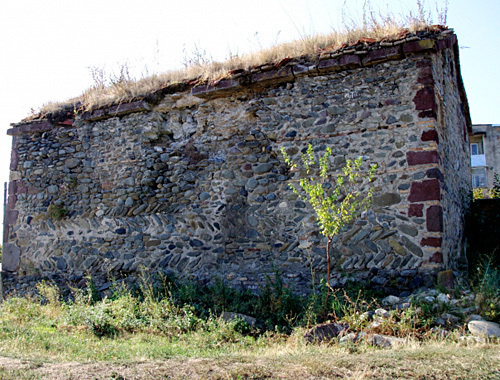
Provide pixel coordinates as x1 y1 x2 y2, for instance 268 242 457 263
220 312 256 326
468 320 500 338
303 322 348 343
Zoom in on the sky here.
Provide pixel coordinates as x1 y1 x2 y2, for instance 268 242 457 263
0 0 499 233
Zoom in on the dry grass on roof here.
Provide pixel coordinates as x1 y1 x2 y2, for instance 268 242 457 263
38 16 436 117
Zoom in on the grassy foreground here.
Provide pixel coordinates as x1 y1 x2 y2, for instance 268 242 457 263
0 276 498 380
0 341 498 380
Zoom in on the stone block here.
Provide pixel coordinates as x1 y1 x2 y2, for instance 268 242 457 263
292 64 314 75
401 236 423 257
437 269 453 289
426 168 444 182
2 243 20 271
389 239 406 256
468 320 500 338
398 224 418 237
372 193 401 207
408 179 440 202
64 158 81 169
426 205 443 232
303 322 348 343
221 312 256 326
407 151 439 166
253 163 274 174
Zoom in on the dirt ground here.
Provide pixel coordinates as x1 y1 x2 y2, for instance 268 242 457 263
1 347 499 380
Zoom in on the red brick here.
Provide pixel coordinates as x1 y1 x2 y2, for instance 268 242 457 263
6 209 19 225
8 181 17 196
403 39 436 54
361 47 401 65
429 251 443 263
426 205 443 232
421 237 442 247
418 66 434 85
408 179 440 202
109 101 148 115
317 58 340 71
58 119 74 126
436 39 447 51
10 147 18 171
7 121 53 136
436 35 457 50
418 110 437 119
251 67 293 83
385 46 403 59
408 203 424 217
407 151 439 166
339 54 361 68
413 87 436 111
421 130 439 143
7 194 17 209
417 59 432 68
362 49 386 65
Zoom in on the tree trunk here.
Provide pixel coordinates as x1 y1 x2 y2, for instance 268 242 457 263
325 237 332 311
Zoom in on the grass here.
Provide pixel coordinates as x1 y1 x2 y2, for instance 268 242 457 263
0 339 497 379
33 1 450 116
0 272 498 379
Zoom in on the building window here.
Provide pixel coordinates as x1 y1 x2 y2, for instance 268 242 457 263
472 167 487 188
470 140 484 155
471 143 479 155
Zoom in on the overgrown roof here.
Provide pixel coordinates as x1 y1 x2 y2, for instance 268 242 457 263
18 23 467 127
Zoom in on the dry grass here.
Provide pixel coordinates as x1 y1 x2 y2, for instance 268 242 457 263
0 341 497 380
34 2 448 117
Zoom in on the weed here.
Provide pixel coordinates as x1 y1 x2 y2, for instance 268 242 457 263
472 258 500 322
85 302 118 338
36 280 60 306
36 2 449 115
47 204 68 220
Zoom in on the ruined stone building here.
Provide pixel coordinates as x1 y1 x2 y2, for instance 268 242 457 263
3 27 472 292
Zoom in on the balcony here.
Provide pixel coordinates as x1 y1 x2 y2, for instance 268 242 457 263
471 154 486 167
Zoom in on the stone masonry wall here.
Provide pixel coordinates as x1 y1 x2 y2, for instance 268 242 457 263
3 29 471 293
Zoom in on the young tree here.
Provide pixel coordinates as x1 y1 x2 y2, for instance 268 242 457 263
281 144 378 297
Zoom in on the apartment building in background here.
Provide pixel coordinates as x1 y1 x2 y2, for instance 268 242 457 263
470 124 500 188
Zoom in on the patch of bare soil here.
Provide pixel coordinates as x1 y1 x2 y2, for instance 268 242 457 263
0 356 290 380
1 345 499 380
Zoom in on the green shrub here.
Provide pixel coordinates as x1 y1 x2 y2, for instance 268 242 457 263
472 258 500 322
84 302 118 338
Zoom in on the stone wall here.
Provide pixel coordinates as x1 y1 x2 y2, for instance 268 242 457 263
3 28 472 292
